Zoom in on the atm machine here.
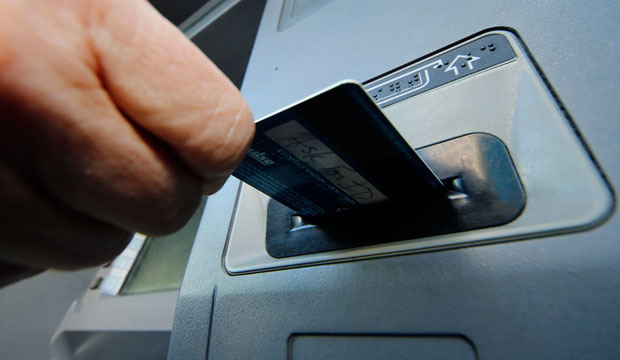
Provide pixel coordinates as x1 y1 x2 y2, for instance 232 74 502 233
52 0 620 359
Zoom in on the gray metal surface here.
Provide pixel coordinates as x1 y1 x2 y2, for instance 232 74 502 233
187 0 267 88
50 271 178 360
168 179 240 360
0 269 96 360
224 30 611 274
365 33 517 107
170 1 620 359
52 331 171 360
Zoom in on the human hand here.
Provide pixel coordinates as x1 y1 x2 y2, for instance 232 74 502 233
0 0 254 284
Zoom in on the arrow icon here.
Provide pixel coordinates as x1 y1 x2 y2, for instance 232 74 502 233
444 54 480 76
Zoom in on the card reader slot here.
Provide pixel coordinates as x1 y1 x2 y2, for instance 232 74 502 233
265 133 526 258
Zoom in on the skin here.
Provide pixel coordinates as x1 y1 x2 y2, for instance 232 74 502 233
0 0 255 285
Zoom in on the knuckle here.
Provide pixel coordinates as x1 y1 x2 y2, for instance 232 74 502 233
144 186 201 235
190 98 255 175
58 227 133 270
128 165 202 235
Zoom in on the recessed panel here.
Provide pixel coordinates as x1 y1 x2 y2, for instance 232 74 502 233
224 30 612 274
289 335 477 360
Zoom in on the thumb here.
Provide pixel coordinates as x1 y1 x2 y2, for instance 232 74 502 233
88 0 255 193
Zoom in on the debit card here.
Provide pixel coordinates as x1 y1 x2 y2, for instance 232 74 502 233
233 81 442 219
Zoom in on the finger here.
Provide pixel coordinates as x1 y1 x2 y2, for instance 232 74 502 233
88 0 255 192
0 261 43 289
0 158 132 270
0 0 204 235
0 83 203 235
0 1 203 235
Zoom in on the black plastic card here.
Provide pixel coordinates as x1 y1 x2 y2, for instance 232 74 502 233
233 81 442 218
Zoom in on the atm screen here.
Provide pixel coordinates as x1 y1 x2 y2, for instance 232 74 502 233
119 198 206 295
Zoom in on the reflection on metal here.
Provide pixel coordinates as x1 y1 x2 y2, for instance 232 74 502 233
290 215 316 232
180 0 237 36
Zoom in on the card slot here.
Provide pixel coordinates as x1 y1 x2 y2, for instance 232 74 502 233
265 133 526 258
